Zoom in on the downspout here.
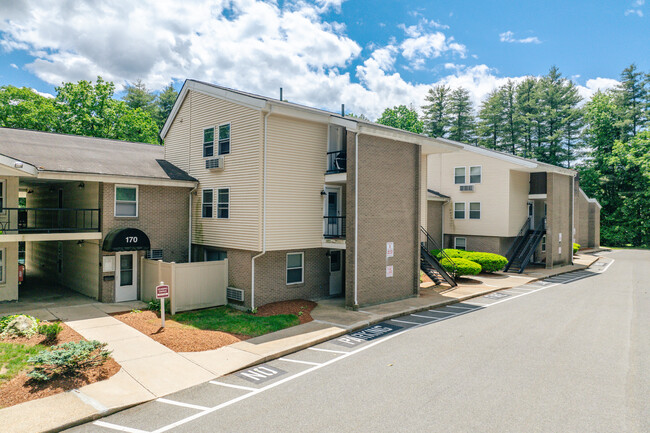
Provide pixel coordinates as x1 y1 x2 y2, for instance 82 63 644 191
251 110 271 310
571 174 575 265
188 185 197 262
354 132 359 307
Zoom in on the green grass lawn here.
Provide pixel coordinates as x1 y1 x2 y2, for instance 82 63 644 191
172 306 300 337
0 342 46 383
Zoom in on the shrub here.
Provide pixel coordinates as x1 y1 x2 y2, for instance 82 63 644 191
461 252 508 273
148 298 170 314
440 257 481 277
37 322 63 341
1 315 40 338
435 249 466 258
27 340 111 382
573 243 580 254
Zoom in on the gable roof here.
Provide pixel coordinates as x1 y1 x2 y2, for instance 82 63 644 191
0 128 196 185
160 79 463 155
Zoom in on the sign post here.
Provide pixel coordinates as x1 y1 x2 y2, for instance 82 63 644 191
155 282 170 328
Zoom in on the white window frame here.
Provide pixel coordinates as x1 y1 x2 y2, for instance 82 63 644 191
469 202 481 220
114 185 138 218
203 127 215 158
217 187 230 219
201 188 214 219
469 166 482 184
454 237 467 251
286 252 304 285
454 202 466 219
0 179 6 214
218 122 231 156
0 248 5 284
454 166 466 185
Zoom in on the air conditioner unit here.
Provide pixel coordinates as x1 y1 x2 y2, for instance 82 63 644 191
205 156 225 170
459 185 474 192
226 287 245 302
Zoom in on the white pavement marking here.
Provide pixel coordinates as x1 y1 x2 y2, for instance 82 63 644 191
97 258 615 433
93 421 149 433
445 305 474 310
156 398 209 411
410 314 443 320
208 381 257 392
308 347 349 354
427 309 455 314
277 357 322 366
391 319 422 325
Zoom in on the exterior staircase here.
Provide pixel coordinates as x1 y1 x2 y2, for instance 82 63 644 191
420 227 457 287
504 217 546 273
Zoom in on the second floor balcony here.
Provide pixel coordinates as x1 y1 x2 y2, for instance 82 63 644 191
326 150 347 174
323 215 346 239
0 207 101 235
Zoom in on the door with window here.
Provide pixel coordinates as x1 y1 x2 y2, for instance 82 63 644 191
115 252 137 302
527 201 534 229
329 250 343 296
324 186 342 238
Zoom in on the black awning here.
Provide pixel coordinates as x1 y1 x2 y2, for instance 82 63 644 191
102 228 151 252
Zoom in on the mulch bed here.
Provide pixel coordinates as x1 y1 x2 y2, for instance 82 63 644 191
112 299 317 353
0 322 121 409
111 310 247 352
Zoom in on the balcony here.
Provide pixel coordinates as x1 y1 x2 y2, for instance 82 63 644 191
323 215 346 239
0 207 101 235
326 150 347 174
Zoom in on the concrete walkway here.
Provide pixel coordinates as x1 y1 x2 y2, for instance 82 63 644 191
0 253 601 432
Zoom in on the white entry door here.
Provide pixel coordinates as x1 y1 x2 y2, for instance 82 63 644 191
527 201 534 229
116 252 137 302
329 250 343 296
323 186 342 238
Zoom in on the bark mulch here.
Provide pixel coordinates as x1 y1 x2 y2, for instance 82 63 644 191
111 310 247 352
0 322 121 409
254 299 316 325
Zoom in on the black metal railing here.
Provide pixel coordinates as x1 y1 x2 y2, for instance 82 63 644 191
326 150 347 174
505 216 531 261
323 215 346 238
420 226 457 279
0 208 101 234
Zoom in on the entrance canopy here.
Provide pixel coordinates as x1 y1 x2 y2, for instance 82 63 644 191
102 228 150 252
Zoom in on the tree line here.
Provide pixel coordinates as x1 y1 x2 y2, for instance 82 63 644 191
376 64 650 248
0 77 177 144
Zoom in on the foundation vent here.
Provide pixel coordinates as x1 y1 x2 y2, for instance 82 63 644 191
227 287 245 302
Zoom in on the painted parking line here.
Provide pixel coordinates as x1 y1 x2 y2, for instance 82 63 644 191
90 258 614 433
156 398 209 411
445 304 476 310
391 319 422 325
277 357 322 366
308 347 349 354
410 313 442 320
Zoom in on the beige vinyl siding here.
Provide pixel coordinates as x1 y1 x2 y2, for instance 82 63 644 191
0 177 19 232
0 241 19 301
420 156 427 230
429 152 522 237
508 170 531 235
166 90 263 251
265 114 327 250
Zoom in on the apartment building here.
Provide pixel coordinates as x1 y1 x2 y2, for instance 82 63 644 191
161 80 462 309
0 128 195 303
427 140 600 272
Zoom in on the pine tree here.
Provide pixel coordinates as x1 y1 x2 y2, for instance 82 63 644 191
154 83 178 129
500 80 521 155
476 89 504 150
614 64 647 140
515 77 539 158
446 87 475 143
123 79 156 114
421 85 451 137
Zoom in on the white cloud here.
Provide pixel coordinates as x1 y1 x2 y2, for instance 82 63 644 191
625 0 645 16
30 88 54 98
499 31 541 44
10 63 18 69
576 77 620 101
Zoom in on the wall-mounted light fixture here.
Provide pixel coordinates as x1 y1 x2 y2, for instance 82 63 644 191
77 240 85 247
320 190 327 196
14 161 23 168
78 182 85 189
27 189 34 194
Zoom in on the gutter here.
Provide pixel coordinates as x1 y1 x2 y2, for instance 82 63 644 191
188 185 197 262
251 109 271 310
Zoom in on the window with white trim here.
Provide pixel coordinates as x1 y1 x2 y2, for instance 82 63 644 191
469 202 481 219
115 186 138 217
454 167 466 184
217 188 229 219
203 127 214 157
218 124 231 155
454 202 465 219
202 189 213 218
454 237 467 251
0 248 5 284
286 252 304 285
469 166 482 184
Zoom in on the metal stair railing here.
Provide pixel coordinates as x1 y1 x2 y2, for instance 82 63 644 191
505 216 531 262
516 218 546 273
419 226 457 286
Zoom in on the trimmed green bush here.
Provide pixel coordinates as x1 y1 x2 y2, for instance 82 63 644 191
440 257 481 277
461 252 508 273
37 322 63 341
434 248 466 258
27 340 111 382
573 243 580 254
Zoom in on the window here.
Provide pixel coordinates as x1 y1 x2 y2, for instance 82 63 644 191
146 249 163 260
454 237 467 251
217 188 229 219
205 249 227 261
469 202 481 219
0 179 5 211
469 166 482 184
115 186 138 217
454 167 466 184
286 252 304 285
0 248 4 284
218 124 231 155
454 202 465 219
202 189 213 218
203 128 214 157
541 235 546 252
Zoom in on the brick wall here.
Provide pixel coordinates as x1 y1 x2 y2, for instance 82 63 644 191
427 201 444 245
443 234 514 256
100 183 191 302
346 132 420 308
546 173 573 268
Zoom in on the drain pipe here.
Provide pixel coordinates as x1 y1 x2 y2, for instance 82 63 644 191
571 173 576 265
354 131 359 307
188 185 197 262
251 110 271 310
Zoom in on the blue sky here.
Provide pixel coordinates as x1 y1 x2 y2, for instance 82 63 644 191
0 0 647 119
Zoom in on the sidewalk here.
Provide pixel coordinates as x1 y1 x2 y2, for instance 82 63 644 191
0 253 600 432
